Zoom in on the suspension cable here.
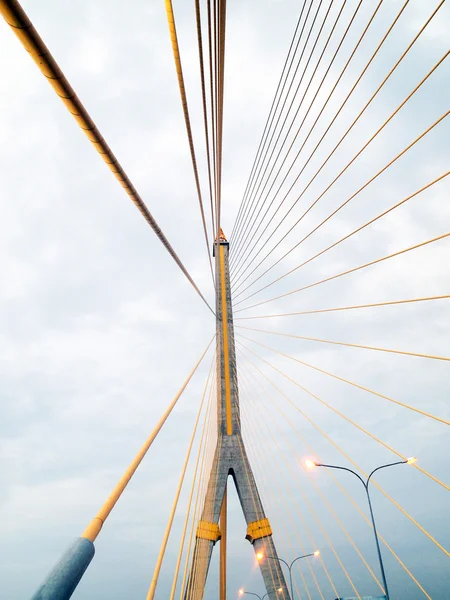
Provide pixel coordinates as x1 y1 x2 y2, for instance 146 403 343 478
231 1 445 289
235 337 450 557
0 0 214 314
231 0 328 263
235 294 450 322
195 0 215 237
234 166 449 302
238 347 432 598
238 334 450 426
164 0 214 284
239 341 449 492
229 1 309 247
236 325 450 362
241 362 381 596
170 357 215 600
146 357 214 599
81 337 213 543
231 0 347 266
234 232 450 313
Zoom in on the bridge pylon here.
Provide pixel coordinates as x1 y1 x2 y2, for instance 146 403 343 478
184 230 291 600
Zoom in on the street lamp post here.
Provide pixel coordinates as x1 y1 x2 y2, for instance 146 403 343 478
305 457 417 600
256 550 320 600
239 587 283 600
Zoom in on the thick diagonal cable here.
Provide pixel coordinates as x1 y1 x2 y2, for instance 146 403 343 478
238 333 450 426
231 0 344 266
235 232 450 313
234 165 449 304
240 356 381 596
164 0 215 284
230 0 362 269
231 1 445 288
229 1 309 247
238 346 432 599
235 294 450 322
239 339 450 492
230 0 320 258
170 356 215 600
229 0 388 281
236 336 450 557
195 0 215 236
0 0 214 314
146 356 214 599
81 337 213 543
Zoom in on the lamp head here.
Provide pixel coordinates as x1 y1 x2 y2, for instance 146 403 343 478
239 589 244 596
313 550 320 556
256 552 264 561
277 588 283 594
406 456 417 464
304 459 317 469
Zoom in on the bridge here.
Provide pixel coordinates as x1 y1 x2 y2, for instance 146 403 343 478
0 0 449 599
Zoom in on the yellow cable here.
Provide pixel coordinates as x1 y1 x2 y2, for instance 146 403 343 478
163 0 215 284
191 382 220 597
231 4 447 291
242 362 384 595
0 0 214 313
238 339 450 491
235 169 449 301
236 339 450 558
81 339 213 542
239 371 325 600
235 294 450 321
238 348 432 599
240 392 308 600
229 363 280 596
237 334 450 426
170 358 215 600
236 324 450 362
194 0 215 236
147 359 214 599
235 232 450 312
241 361 379 597
179 375 216 599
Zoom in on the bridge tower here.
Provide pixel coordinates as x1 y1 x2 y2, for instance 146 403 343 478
184 230 291 600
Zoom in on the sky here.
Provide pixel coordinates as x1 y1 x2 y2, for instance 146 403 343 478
0 1 449 599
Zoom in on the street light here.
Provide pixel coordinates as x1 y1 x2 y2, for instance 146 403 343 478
305 457 417 600
256 551 320 599
239 587 283 599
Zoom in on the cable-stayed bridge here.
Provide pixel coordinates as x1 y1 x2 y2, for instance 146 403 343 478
0 1 449 599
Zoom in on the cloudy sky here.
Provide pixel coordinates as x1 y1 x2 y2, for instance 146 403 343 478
0 1 449 599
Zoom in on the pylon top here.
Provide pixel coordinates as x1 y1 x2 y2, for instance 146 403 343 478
215 228 227 242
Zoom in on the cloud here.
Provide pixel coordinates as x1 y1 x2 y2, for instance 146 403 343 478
0 1 449 599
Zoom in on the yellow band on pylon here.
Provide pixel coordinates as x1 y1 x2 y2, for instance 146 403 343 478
246 518 273 544
197 521 221 542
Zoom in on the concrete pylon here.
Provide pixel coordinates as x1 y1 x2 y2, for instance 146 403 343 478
184 231 291 600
